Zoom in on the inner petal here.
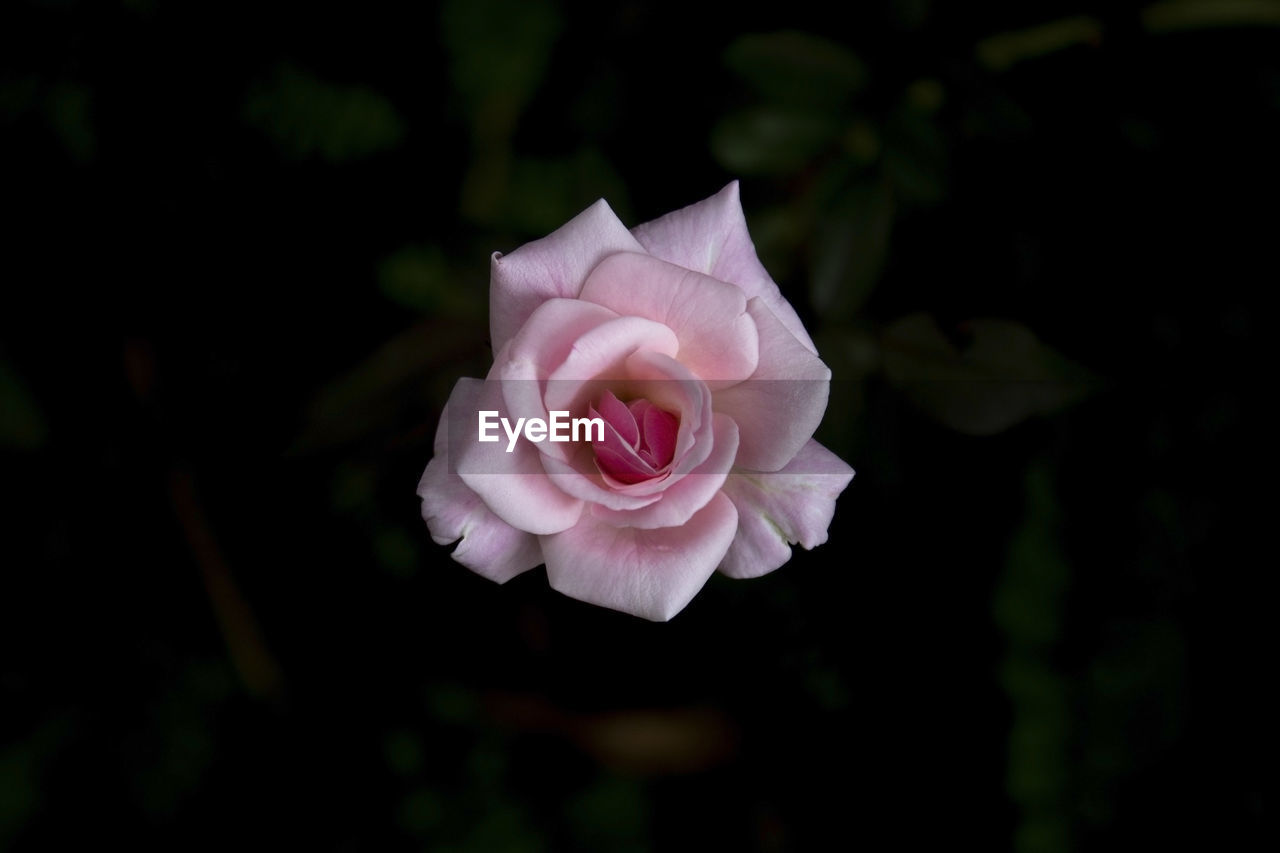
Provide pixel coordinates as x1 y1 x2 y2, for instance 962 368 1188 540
590 391 681 485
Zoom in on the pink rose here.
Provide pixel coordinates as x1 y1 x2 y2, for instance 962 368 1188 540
418 182 854 621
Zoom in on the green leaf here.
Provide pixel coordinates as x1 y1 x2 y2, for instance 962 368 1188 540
379 245 484 318
883 104 947 206
243 65 403 162
976 17 1102 72
1143 0 1280 32
882 314 1095 435
810 180 895 319
291 319 487 453
0 357 47 450
725 31 866 111
499 148 630 234
711 108 841 175
442 0 561 125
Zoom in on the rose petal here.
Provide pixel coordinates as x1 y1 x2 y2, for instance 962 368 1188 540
591 413 739 530
542 491 739 621
592 414 659 484
418 381 544 582
712 297 831 472
452 376 585 535
498 298 619 441
540 447 665 511
631 181 818 354
640 404 678 468
621 350 713 483
594 390 638 447
717 440 855 579
542 313 680 389
490 199 645 351
578 252 759 384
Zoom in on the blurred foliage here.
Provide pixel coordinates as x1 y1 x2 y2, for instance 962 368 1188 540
244 64 403 161
881 314 1094 435
0 356 47 449
997 463 1072 852
1 0 1271 849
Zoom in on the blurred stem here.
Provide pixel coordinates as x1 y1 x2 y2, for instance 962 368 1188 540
169 468 283 702
124 338 282 702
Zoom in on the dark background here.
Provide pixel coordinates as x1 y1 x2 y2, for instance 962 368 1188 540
2 0 1272 849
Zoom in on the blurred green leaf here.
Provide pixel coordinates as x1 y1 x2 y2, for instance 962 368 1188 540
374 524 420 578
291 319 487 453
44 82 95 163
444 0 562 222
712 107 841 175
132 661 230 816
0 75 40 119
567 776 649 853
810 180 894 319
1 716 73 845
500 148 630 233
1079 619 1186 828
883 104 947 205
976 17 1102 72
442 0 561 125
0 357 48 449
399 787 445 837
1143 0 1280 32
725 31 866 111
882 314 1094 435
329 461 377 515
426 684 480 726
996 462 1072 853
379 245 484 318
385 730 425 777
244 64 403 162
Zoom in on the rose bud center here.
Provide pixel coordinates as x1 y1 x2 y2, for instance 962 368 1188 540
587 389 679 484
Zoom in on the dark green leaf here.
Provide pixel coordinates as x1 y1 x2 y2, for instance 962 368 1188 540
882 314 1095 435
725 31 866 111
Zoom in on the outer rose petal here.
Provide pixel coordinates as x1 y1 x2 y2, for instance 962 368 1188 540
418 382 543 583
542 491 739 621
712 297 831 472
490 199 645 352
452 377 585 535
631 181 817 354
718 440 855 579
578 252 759 384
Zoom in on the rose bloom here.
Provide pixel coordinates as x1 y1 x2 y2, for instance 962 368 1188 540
418 182 854 620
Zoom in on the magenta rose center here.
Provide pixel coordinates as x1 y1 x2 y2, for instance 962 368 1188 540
587 389 679 484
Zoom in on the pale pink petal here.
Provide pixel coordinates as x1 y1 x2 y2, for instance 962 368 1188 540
497 298 619 442
718 440 855 579
489 199 644 351
542 315 679 414
451 377 585 535
417 381 543 583
545 313 680 389
502 298 620 380
578 252 759 384
594 442 660 484
525 350 716 507
591 414 739 530
621 350 713 484
540 447 665 511
542 492 739 621
712 297 831 472
631 181 817 353
594 390 638 446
